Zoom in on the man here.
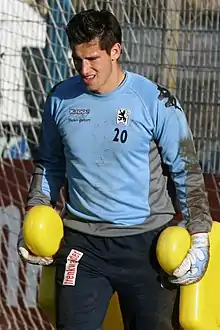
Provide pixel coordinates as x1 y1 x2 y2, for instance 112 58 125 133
18 9 212 330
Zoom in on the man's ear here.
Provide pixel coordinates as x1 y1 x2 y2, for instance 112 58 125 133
111 43 122 61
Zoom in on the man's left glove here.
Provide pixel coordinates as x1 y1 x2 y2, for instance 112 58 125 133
169 233 210 285
17 230 53 266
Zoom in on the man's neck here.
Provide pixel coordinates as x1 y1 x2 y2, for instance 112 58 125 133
96 68 125 94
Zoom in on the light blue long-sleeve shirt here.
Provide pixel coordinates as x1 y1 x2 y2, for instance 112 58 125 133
27 71 212 236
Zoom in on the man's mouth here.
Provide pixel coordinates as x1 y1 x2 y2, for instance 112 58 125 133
83 75 96 85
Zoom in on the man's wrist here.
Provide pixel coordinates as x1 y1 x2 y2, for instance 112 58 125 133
191 233 209 248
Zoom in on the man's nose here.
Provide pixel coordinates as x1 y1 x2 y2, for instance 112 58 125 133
81 59 91 76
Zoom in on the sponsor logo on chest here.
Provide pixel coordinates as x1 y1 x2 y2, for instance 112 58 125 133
68 108 91 123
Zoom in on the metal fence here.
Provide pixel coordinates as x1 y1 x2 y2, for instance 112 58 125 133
0 1 220 329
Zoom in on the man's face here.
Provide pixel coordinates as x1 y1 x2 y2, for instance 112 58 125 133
72 38 121 93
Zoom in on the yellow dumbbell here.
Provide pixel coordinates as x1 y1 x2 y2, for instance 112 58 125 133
23 205 64 257
156 225 190 275
156 222 220 330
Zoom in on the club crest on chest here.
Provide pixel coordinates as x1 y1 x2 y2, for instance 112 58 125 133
116 108 130 126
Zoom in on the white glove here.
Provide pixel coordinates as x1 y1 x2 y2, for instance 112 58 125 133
169 232 210 285
17 231 53 266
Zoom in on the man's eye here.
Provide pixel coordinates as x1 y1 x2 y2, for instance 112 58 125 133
90 57 99 61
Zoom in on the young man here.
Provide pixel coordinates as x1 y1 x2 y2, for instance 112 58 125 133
18 9 212 330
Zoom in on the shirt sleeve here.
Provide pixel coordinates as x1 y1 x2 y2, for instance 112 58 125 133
26 89 66 208
153 85 212 234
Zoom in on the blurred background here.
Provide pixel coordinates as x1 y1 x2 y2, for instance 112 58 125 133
0 1 220 329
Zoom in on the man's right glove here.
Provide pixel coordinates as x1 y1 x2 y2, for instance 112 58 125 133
169 232 210 285
17 230 53 266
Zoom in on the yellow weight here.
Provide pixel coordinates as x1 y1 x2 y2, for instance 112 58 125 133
179 221 220 330
157 221 220 329
23 205 64 257
38 266 56 328
156 225 191 275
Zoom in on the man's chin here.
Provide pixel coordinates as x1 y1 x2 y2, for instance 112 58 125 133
85 84 99 93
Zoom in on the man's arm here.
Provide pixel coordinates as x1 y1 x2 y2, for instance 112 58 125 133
153 85 212 285
153 85 212 234
18 87 66 265
27 89 66 209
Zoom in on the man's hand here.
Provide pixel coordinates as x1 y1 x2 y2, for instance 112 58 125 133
17 233 53 266
169 233 210 285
